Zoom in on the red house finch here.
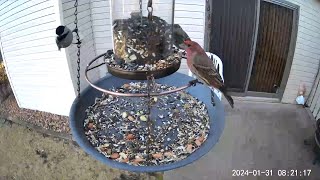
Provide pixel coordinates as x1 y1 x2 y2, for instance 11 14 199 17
184 40 234 108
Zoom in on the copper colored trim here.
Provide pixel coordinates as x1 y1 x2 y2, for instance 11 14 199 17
85 53 192 97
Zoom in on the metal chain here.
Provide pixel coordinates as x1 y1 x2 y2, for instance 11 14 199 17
74 0 82 98
146 75 152 160
146 74 155 160
147 0 153 20
139 0 143 16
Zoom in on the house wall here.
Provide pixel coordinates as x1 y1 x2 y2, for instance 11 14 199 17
281 0 320 104
175 0 206 74
89 0 206 75
0 0 75 116
61 0 102 91
2 0 316 117
90 0 112 77
307 69 320 119
0 0 205 116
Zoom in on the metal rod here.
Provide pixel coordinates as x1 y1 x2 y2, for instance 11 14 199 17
146 75 152 160
85 53 193 97
87 62 106 71
170 0 175 50
147 0 153 20
139 0 143 25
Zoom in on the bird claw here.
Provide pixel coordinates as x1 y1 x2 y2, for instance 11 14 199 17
189 79 202 87
73 41 82 45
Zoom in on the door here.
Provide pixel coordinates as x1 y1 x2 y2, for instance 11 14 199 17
208 0 257 92
248 1 295 95
206 0 298 98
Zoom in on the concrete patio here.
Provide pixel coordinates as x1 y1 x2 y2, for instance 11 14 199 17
165 100 320 180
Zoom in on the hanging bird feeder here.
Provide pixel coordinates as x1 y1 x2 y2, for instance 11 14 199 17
106 0 181 80
68 0 225 173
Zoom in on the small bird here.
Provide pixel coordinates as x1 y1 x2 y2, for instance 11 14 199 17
55 26 74 51
184 40 234 108
173 24 190 50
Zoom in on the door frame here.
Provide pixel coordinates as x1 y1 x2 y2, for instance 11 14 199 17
204 0 300 100
272 0 299 100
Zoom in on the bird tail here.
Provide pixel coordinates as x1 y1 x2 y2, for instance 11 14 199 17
219 86 234 108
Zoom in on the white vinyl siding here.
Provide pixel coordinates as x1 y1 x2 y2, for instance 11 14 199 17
308 71 320 119
175 0 205 74
62 0 101 90
0 0 75 116
91 0 112 56
281 0 320 103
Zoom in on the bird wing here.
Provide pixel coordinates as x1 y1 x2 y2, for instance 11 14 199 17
57 31 69 41
56 38 61 50
192 62 224 88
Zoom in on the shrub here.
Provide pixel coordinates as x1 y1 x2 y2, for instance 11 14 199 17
0 62 8 84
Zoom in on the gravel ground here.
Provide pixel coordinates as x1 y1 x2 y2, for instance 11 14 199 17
0 120 157 180
0 95 70 133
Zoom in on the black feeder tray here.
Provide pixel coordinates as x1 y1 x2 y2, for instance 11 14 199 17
69 54 225 172
107 62 181 80
105 50 182 80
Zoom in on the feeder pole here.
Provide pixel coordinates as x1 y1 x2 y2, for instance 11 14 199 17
147 0 153 20
139 0 143 24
